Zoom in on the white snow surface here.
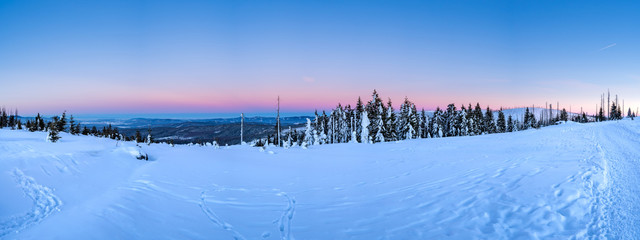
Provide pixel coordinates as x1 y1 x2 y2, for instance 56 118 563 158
1 119 639 239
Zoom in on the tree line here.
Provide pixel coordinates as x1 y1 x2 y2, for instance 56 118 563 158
257 90 634 147
0 108 156 144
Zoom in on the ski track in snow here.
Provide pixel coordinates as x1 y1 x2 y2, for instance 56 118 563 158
0 169 62 238
198 186 296 240
199 190 248 240
594 122 640 238
276 192 295 240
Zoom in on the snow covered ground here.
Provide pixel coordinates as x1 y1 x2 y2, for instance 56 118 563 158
1 119 639 239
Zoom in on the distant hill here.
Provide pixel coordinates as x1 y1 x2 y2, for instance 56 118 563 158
77 116 312 145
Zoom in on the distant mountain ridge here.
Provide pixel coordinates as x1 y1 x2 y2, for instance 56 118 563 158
74 116 312 145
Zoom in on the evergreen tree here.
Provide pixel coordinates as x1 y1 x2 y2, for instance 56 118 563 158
284 128 293 148
146 128 153 145
484 107 496 134
345 104 354 142
409 104 419 138
304 118 314 146
135 130 143 143
431 107 444 138
507 115 514 132
523 108 531 129
366 90 385 143
458 105 469 136
466 104 475 136
473 103 483 135
322 110 329 137
8 110 15 129
57 111 67 132
385 98 397 141
420 108 428 138
28 120 36 132
47 117 61 142
597 107 605 122
0 108 7 128
530 113 538 128
581 112 589 123
330 104 348 143
427 109 435 138
444 104 457 137
610 103 622 120
320 111 329 144
355 97 364 142
361 111 370 143
37 113 45 131
375 114 385 143
497 110 506 133
560 108 568 122
69 115 77 134
398 97 412 139
74 123 81 135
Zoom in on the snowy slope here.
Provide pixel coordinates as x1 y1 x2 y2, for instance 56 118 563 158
1 120 639 239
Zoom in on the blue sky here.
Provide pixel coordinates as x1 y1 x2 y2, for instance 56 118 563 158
0 0 639 116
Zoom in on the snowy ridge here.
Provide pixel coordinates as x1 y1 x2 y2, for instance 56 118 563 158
0 169 62 237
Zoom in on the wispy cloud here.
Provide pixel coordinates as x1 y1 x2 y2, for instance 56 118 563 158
599 43 617 51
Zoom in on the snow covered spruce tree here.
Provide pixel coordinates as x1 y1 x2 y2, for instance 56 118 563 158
483 107 496 134
458 105 469 136
145 129 153 145
419 108 428 138
398 97 415 140
409 103 419 139
431 107 444 138
385 98 398 141
361 111 370 143
304 118 314 146
444 104 457 137
47 117 61 143
366 90 385 143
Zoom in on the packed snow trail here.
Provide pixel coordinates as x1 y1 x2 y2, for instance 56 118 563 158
1 120 639 239
592 121 640 238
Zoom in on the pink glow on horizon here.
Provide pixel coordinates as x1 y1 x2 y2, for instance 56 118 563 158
13 86 626 117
